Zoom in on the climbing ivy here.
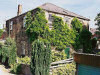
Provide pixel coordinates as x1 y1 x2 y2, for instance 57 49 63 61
71 17 83 33
25 8 75 51
49 15 75 50
25 8 48 42
71 17 83 51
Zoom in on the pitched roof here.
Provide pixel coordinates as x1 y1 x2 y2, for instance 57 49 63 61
7 3 90 21
40 3 90 21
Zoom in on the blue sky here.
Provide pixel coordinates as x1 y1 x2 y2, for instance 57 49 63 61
0 0 100 29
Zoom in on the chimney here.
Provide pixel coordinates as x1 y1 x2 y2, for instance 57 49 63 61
17 4 22 16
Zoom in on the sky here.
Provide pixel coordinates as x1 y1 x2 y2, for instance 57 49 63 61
0 0 100 29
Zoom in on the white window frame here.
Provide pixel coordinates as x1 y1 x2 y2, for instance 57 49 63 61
48 14 53 23
65 16 70 24
10 21 13 30
21 41 25 55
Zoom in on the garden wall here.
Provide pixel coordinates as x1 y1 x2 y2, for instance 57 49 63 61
19 58 74 75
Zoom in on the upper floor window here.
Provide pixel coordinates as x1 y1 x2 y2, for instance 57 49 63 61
23 16 26 28
10 21 13 30
64 17 70 24
48 14 53 30
48 14 53 23
21 41 26 56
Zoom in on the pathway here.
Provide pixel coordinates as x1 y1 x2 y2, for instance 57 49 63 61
0 65 15 75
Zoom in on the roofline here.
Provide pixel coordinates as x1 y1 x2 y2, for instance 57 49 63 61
45 9 90 21
6 5 90 21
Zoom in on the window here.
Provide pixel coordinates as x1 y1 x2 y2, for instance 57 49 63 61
49 24 53 30
23 16 26 27
10 21 13 30
48 14 53 22
48 14 53 30
21 41 25 56
64 17 70 24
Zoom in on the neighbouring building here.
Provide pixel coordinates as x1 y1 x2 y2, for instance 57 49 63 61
74 53 100 75
90 28 100 53
5 3 90 56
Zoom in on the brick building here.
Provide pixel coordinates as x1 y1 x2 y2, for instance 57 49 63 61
6 3 90 56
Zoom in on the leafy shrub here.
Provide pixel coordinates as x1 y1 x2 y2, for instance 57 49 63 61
11 56 30 74
97 52 100 55
0 29 3 37
0 38 17 66
17 56 31 65
52 63 76 75
11 63 20 74
51 50 67 62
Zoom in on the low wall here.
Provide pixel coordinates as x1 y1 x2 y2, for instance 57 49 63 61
19 58 74 75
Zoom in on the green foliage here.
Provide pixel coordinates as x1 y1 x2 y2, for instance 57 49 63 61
72 35 81 51
71 17 83 51
91 38 97 49
95 13 100 38
97 52 100 55
79 29 92 53
5 38 17 66
71 17 83 33
51 50 67 62
52 63 76 75
71 18 92 53
0 29 3 37
17 56 30 65
0 37 17 68
11 56 30 74
31 39 51 75
25 9 75 51
25 8 48 42
49 15 75 50
11 63 22 74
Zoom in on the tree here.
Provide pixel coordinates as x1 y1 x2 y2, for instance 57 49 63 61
79 29 92 53
95 13 100 38
30 39 51 75
71 17 83 51
1 37 17 67
91 38 97 49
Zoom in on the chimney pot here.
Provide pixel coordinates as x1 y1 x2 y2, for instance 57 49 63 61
17 4 22 16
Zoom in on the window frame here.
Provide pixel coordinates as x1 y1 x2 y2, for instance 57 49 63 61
10 21 13 30
23 16 26 28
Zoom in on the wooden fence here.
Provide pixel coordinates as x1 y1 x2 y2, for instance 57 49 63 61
74 53 100 68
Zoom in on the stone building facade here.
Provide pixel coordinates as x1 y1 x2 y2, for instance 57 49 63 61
6 3 90 56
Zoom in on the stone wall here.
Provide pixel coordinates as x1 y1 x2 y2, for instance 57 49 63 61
6 8 89 56
19 58 74 75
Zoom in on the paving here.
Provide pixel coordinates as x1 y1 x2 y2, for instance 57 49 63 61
0 65 15 75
